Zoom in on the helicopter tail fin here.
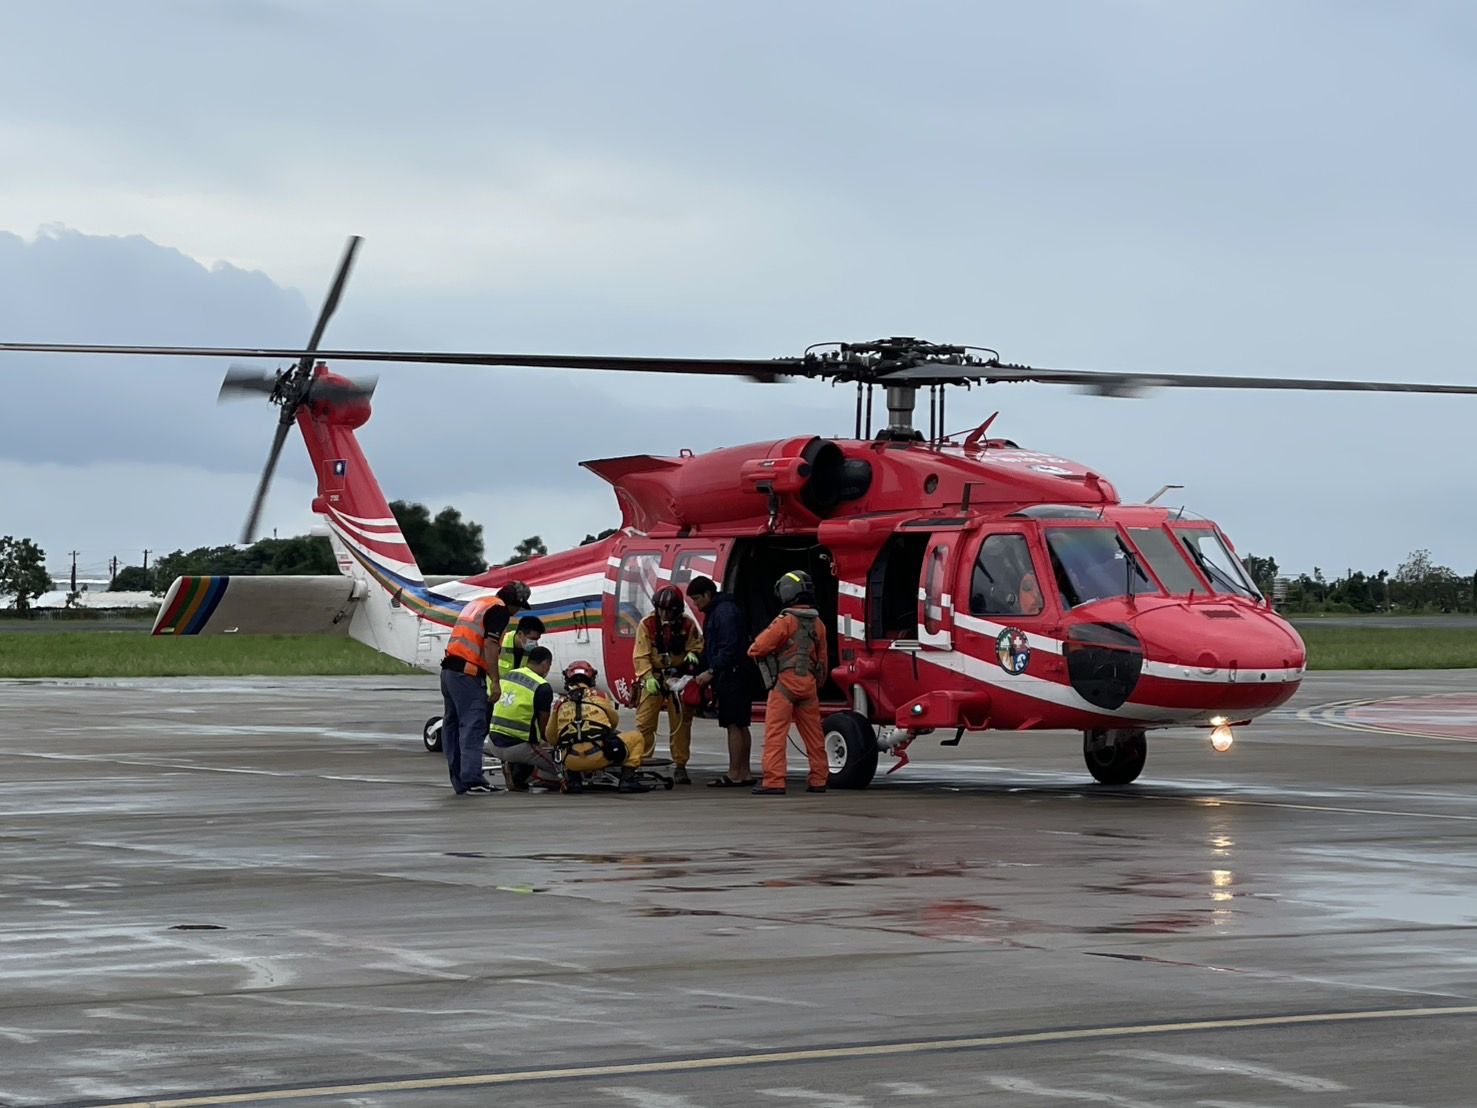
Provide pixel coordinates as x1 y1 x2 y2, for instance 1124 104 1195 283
295 384 425 591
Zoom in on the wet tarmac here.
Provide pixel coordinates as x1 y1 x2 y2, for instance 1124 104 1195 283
1 671 1475 1106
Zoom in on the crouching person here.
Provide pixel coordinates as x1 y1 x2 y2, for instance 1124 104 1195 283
552 660 651 794
487 646 562 790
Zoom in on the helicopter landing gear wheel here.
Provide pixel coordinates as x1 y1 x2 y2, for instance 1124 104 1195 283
423 716 443 753
1083 728 1146 785
823 711 879 790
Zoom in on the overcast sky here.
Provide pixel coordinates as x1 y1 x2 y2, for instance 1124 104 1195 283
3 1 1475 582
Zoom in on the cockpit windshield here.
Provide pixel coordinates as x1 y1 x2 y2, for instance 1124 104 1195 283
1045 527 1159 608
1127 526 1208 596
1174 526 1262 599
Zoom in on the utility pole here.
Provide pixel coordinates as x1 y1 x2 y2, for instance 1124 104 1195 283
109 556 118 583
69 550 79 594
143 549 152 571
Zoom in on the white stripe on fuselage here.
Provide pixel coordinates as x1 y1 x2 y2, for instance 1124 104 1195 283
952 614 1302 685
910 646 1228 725
329 509 399 528
430 572 608 606
327 519 423 582
328 510 412 549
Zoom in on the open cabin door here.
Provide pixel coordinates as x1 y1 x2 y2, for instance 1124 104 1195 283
918 532 958 651
865 522 967 716
601 538 730 707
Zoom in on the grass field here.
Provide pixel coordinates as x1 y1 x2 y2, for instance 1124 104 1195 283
1300 625 1477 670
2 626 1475 678
0 633 421 679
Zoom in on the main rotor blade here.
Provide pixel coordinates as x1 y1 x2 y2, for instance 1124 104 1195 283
242 420 293 545
884 362 1477 396
0 343 797 382
301 235 361 366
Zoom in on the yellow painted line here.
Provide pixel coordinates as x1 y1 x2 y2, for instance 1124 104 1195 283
90 1004 1477 1107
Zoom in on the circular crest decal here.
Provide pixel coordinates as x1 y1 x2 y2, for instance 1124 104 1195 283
995 627 1031 675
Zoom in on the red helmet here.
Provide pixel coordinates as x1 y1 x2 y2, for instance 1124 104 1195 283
562 660 598 691
652 585 684 620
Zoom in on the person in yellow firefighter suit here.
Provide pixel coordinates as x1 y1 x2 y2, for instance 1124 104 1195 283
633 584 704 784
551 659 651 793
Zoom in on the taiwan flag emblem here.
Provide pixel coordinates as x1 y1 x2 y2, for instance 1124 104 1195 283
325 458 348 490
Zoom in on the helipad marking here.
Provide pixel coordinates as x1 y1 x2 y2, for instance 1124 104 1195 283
1300 694 1477 743
85 1005 1477 1107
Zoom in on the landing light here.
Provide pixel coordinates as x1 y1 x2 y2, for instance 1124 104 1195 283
1210 723 1234 752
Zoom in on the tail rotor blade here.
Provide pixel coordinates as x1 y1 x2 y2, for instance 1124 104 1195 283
242 420 293 544
308 374 378 405
219 364 279 401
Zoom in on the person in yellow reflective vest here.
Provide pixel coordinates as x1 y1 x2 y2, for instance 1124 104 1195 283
633 585 704 784
489 615 546 790
487 646 561 788
439 580 530 795
497 615 546 682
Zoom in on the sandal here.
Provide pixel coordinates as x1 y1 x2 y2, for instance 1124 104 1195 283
706 775 756 788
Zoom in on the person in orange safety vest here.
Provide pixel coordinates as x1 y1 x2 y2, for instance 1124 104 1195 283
439 580 531 795
747 570 829 796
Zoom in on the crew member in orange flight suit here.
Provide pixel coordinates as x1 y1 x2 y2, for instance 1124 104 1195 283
747 570 829 796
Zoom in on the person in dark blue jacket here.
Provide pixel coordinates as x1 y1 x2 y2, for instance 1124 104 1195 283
688 576 755 787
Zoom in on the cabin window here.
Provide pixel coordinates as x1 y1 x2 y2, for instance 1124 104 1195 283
616 552 661 638
923 543 950 634
1174 527 1262 599
1127 526 1208 596
1045 527 1159 608
970 534 1045 617
671 550 718 591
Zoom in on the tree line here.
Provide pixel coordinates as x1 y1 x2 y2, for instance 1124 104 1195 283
1241 549 1477 613
92 503 620 597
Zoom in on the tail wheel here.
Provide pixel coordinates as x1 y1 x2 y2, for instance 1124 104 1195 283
1083 728 1147 785
423 716 443 753
823 711 879 789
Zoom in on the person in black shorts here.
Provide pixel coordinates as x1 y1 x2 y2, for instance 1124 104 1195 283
688 575 755 787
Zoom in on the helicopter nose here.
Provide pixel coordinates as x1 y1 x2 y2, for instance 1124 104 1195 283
1130 602 1306 718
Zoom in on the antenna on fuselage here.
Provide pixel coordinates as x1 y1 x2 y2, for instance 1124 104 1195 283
1145 483 1184 505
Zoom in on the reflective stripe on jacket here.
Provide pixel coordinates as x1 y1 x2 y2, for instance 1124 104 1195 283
489 666 549 743
446 597 503 672
497 628 520 679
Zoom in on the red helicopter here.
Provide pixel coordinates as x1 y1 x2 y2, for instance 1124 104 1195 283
8 236 1476 788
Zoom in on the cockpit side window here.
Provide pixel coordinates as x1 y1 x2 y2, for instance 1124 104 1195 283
970 534 1045 617
1175 527 1262 599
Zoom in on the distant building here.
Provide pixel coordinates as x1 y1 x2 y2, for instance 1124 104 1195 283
9 578 160 612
